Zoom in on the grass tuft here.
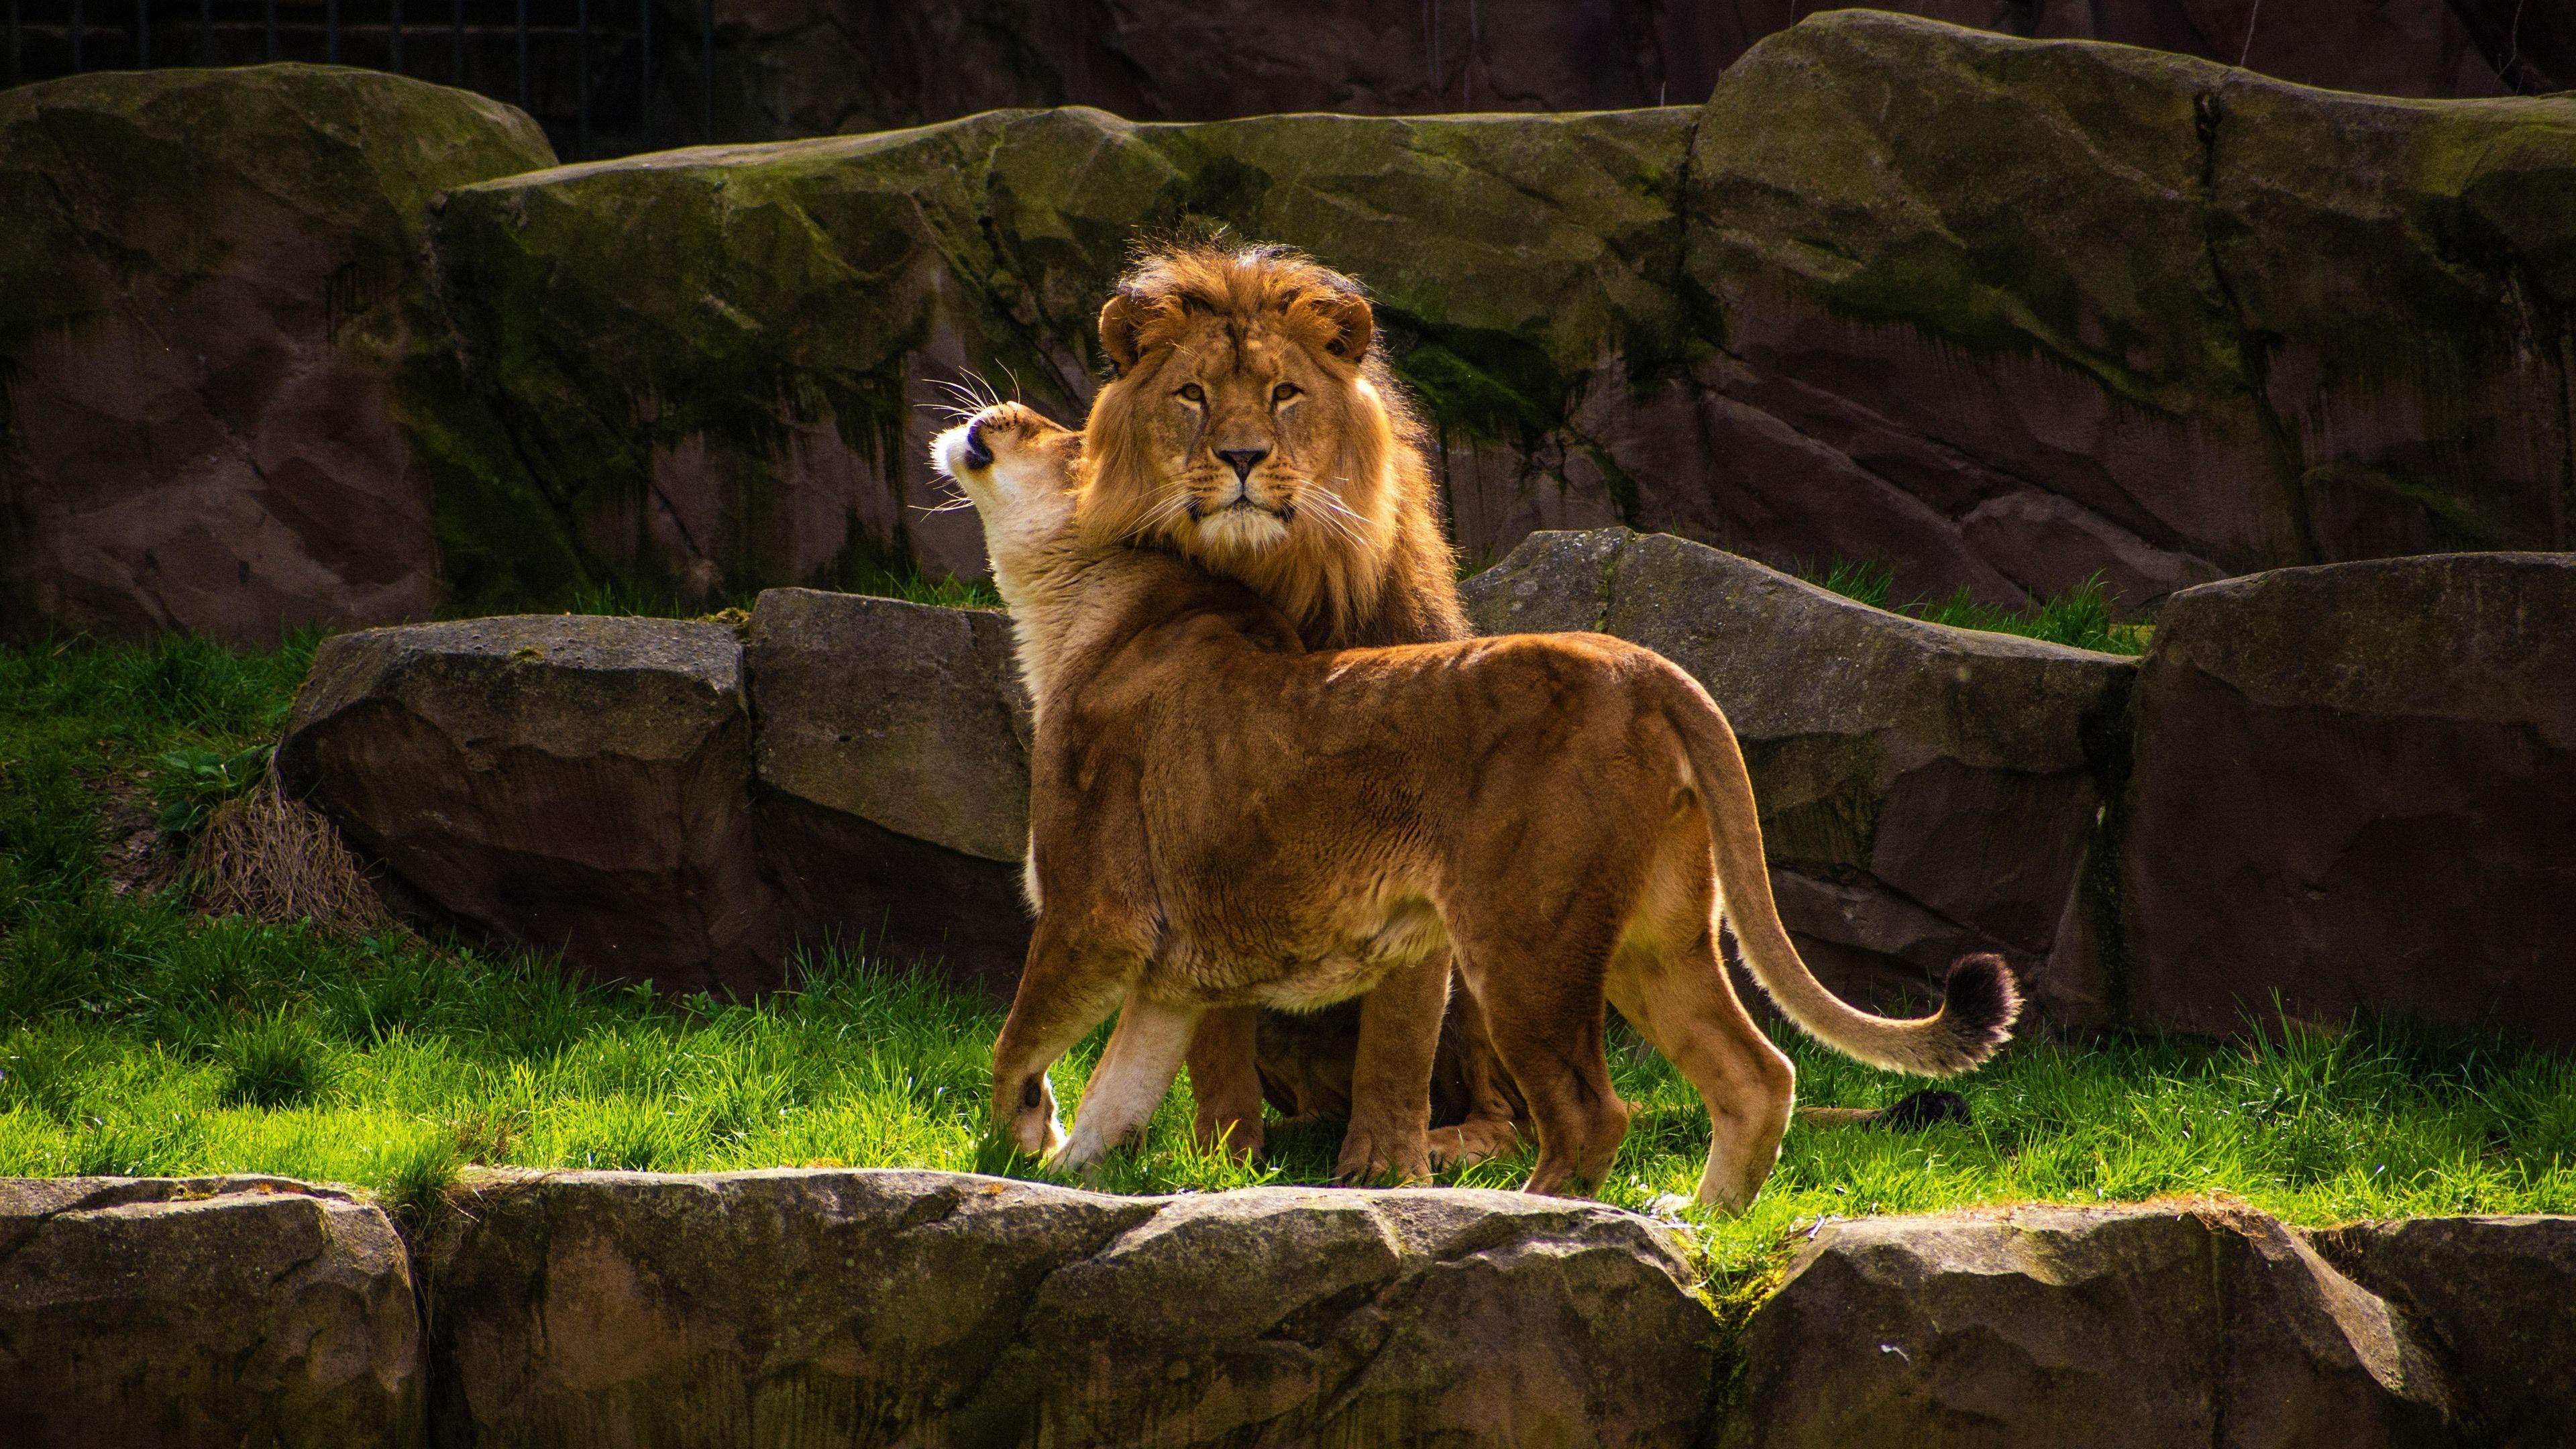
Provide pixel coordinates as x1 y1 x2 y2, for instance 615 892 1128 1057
1801 561 2145 655
217 1012 333 1109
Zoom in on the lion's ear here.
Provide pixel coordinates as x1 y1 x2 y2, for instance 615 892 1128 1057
1316 288 1374 363
1099 293 1148 374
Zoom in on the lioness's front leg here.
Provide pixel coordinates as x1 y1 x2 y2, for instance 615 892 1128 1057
1054 993 1205 1172
1333 955 1446 1185
991 920 1137 1159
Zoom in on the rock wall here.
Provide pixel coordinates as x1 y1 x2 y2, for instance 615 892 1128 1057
276 597 1035 996
420 1169 1715 1446
5 1169 2569 1447
8 15 2575 642
427 17 2576 621
277 539 2575 1046
703 0 2567 146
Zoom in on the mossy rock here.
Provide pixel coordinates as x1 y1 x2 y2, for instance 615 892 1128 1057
0 64 553 645
423 1168 1714 1446
425 104 1695 600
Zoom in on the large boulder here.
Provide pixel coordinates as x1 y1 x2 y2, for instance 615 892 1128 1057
2121 553 2576 1045
421 1167 1715 1447
1466 528 2133 1023
2316 1216 2576 1448
0 64 553 646
747 588 1034 994
1676 13 2576 610
276 614 781 996
0 1175 421 1448
1725 1202 2467 1448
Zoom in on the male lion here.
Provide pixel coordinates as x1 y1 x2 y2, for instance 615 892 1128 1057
1077 242 1521 1173
932 402 2019 1210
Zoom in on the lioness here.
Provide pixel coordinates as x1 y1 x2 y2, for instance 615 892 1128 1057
934 403 2019 1210
1079 242 1521 1175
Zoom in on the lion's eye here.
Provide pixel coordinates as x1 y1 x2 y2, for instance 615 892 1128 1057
1177 384 1205 404
1273 383 1300 404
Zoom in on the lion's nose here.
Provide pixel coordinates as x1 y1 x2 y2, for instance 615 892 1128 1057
1216 447 1269 482
962 419 995 471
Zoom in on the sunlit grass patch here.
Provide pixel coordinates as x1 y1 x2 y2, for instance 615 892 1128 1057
6 627 2569 1292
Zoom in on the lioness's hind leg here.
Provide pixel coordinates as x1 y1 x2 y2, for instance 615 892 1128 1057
1053 994 1203 1173
1607 928 1794 1214
1185 1006 1267 1161
1453 932 1629 1199
1426 965 1527 1170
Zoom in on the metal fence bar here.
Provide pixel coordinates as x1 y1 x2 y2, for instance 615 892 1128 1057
325 0 336 62
199 0 210 62
264 0 274 60
575 0 588 156
637 0 649 149
390 0 401 70
700 0 710 140
137 0 148 66
7 0 19 85
451 0 460 82
70 0 81 69
514 0 525 109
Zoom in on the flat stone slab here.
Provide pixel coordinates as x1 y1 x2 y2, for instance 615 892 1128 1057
420 1167 1717 1447
1726 1200 2473 1448
0 1175 422 1448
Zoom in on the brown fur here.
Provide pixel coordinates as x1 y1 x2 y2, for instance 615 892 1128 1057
1076 243 1519 1173
932 405 2020 1211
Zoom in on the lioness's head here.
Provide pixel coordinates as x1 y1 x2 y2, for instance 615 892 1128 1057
928 401 1082 609
1080 244 1436 642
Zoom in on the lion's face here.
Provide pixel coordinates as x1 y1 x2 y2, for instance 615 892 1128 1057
1079 248 1413 632
1107 309 1374 561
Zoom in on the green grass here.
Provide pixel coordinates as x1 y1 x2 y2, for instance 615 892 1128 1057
1798 559 2146 655
5 634 2569 1281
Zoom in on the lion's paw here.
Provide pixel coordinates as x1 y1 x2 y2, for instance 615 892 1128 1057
1332 1122 1432 1186
1428 1116 1523 1170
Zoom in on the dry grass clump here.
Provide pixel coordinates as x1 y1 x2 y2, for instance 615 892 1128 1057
184 769 388 936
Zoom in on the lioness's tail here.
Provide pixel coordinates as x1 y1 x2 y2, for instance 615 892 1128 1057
1668 680 2019 1076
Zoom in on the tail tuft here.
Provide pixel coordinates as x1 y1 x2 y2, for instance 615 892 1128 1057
1923 953 2021 1075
